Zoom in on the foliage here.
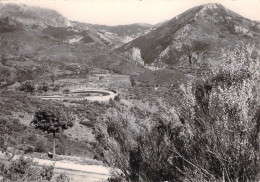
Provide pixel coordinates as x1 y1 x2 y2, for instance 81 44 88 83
18 81 35 94
114 95 120 102
107 174 126 182
1 156 38 181
37 82 49 93
55 172 70 182
0 156 54 181
95 44 260 181
31 106 73 160
31 107 73 135
173 44 260 181
35 139 48 153
40 165 54 181
0 119 9 153
130 76 136 87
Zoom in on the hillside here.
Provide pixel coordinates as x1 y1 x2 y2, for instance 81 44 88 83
0 3 150 87
118 3 260 69
0 2 259 182
0 3 72 27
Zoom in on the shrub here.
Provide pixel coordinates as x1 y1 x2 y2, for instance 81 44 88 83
37 82 49 93
114 95 120 101
1 156 54 181
56 144 66 155
63 89 70 94
55 172 70 182
107 174 126 182
95 44 260 182
52 85 60 91
0 118 9 153
40 165 54 181
130 76 136 87
18 81 35 94
35 140 48 153
2 156 38 181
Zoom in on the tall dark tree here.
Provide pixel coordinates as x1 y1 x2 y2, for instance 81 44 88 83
31 107 73 160
0 119 9 153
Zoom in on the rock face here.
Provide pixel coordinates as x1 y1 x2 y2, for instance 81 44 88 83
118 3 260 68
132 47 144 65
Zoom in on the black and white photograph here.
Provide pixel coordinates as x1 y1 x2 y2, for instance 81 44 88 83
0 0 259 181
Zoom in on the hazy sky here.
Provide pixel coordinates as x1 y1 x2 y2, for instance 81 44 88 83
1 0 260 25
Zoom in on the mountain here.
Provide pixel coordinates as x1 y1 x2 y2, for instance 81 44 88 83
89 23 153 45
0 3 149 87
1 2 259 87
118 3 260 69
0 3 72 27
0 3 153 46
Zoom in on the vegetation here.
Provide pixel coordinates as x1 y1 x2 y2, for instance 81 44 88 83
0 3 259 181
0 156 54 181
0 156 71 181
31 106 74 160
94 44 260 181
18 81 35 94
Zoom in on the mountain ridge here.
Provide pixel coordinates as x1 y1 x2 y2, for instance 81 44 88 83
117 3 260 69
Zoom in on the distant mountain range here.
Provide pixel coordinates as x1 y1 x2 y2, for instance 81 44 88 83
0 2 151 84
0 2 259 86
118 3 260 68
0 3 153 47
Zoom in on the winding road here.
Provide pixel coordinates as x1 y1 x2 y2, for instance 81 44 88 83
38 88 118 102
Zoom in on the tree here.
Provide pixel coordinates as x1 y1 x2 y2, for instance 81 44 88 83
95 44 260 181
130 76 136 87
18 81 35 94
0 118 9 153
31 107 73 160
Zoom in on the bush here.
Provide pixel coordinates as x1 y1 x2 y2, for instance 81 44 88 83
1 156 54 181
40 165 54 181
18 81 35 94
2 156 38 181
37 82 49 93
56 144 66 155
107 174 125 182
35 140 48 153
63 89 70 94
52 85 60 91
114 95 120 101
95 44 260 182
55 172 70 182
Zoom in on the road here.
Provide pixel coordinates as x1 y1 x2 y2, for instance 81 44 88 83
54 168 110 182
0 153 111 182
38 88 118 102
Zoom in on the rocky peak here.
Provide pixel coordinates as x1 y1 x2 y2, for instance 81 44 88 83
0 3 73 28
201 3 224 10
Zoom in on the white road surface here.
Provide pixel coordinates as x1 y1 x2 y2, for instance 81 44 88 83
0 153 112 182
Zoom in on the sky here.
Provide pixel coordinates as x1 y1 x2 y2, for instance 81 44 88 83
1 0 260 25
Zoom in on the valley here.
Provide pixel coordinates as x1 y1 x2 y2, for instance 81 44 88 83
0 2 259 182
